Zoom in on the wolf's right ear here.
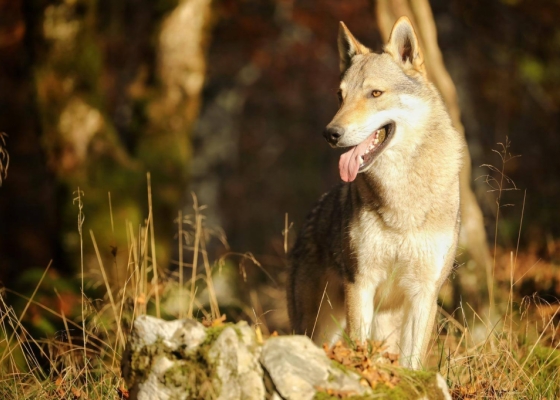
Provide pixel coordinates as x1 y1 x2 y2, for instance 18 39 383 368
385 17 425 74
338 22 369 73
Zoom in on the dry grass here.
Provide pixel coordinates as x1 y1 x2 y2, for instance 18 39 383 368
435 139 560 399
0 178 227 399
0 142 559 399
434 276 560 399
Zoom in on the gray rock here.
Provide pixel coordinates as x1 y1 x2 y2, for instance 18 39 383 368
133 356 177 400
260 335 370 400
127 314 207 351
121 315 208 400
122 316 451 400
122 316 264 400
208 323 264 400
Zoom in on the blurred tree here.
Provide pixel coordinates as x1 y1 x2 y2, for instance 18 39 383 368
0 0 61 284
190 0 383 331
2 0 560 331
0 0 212 286
376 0 494 316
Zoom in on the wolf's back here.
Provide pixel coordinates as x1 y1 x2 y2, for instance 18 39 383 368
287 183 349 332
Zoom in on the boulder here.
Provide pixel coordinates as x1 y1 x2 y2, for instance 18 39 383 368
208 324 265 400
260 335 370 400
121 315 264 400
121 316 452 400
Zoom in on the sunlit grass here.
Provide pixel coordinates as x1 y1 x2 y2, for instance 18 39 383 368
436 139 560 399
0 177 226 398
0 142 559 398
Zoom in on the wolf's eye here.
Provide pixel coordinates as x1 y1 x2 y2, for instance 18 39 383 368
372 90 383 98
337 90 343 104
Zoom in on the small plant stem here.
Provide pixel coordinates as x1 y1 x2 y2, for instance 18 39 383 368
200 232 220 319
90 230 125 349
311 282 329 340
178 210 184 319
147 173 160 318
188 195 202 318
283 213 289 254
108 192 120 289
140 222 150 315
70 188 89 395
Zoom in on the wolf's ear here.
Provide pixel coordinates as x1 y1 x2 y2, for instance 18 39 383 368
338 22 369 73
385 17 425 74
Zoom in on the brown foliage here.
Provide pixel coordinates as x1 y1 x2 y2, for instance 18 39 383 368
323 339 400 390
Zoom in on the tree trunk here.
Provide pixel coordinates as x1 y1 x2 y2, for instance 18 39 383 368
375 0 494 316
21 0 211 284
0 0 61 282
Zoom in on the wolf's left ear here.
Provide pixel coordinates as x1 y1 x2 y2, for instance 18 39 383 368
338 22 370 73
385 17 425 74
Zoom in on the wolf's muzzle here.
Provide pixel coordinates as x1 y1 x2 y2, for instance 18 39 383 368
324 125 344 146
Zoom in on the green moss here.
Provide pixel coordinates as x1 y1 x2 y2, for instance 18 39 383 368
127 324 242 399
314 367 446 400
523 344 560 399
161 352 215 399
330 360 352 376
533 344 560 367
313 391 340 400
128 338 167 384
161 325 242 399
388 368 446 400
203 325 229 345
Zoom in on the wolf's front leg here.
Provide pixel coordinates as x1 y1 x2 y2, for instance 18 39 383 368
399 285 439 369
344 280 375 343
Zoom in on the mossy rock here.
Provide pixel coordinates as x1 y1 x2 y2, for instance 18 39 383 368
314 368 451 399
122 316 264 400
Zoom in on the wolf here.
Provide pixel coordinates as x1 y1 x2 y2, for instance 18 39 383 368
287 17 465 369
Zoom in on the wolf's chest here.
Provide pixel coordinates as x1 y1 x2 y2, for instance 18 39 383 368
346 213 453 283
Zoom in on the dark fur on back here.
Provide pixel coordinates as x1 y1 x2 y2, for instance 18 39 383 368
288 183 355 334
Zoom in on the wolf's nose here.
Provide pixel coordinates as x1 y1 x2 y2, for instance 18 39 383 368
324 125 344 145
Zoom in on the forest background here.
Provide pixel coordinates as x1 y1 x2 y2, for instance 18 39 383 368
0 0 560 395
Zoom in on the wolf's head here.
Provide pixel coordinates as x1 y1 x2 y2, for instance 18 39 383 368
325 17 438 183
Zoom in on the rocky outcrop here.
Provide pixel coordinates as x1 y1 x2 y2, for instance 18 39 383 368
121 316 264 400
261 336 370 399
121 315 452 400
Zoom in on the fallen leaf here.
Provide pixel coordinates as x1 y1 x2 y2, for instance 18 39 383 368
117 386 129 399
211 314 227 327
71 387 82 398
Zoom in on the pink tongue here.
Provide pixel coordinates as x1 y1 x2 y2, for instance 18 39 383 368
338 139 372 182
